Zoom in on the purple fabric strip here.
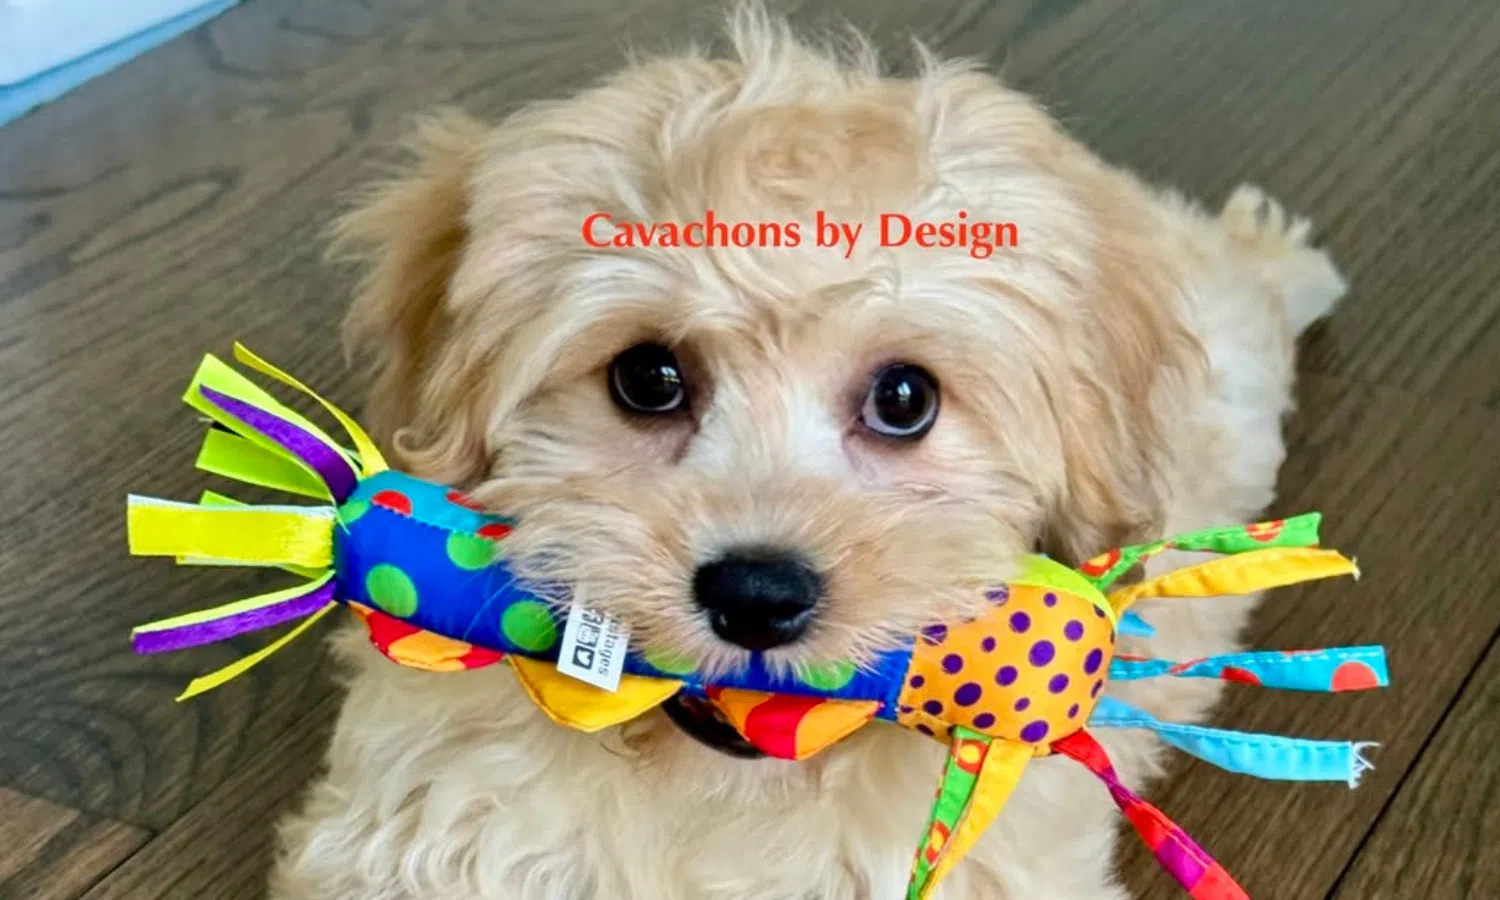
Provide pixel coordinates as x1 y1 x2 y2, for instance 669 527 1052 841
132 582 336 654
197 386 358 501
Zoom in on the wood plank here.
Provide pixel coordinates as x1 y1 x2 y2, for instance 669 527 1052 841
0 787 149 900
1114 375 1500 900
1332 637 1500 900
992 0 1500 407
76 698 336 900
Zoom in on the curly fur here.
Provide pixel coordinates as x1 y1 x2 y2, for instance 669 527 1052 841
272 7 1346 899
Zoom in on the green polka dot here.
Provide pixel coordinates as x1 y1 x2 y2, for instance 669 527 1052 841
501 600 558 653
338 498 369 525
365 564 418 617
800 660 856 691
446 532 498 570
643 648 696 676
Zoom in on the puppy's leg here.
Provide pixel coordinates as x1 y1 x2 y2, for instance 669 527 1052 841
1220 183 1348 336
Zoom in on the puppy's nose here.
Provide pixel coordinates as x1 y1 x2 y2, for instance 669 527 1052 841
693 549 823 651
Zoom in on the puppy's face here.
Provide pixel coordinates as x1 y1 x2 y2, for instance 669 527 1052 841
339 27 1194 752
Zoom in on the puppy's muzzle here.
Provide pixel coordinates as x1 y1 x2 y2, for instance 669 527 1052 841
692 548 822 651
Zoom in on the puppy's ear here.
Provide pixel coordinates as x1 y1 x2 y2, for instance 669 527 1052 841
1041 229 1204 566
333 110 492 483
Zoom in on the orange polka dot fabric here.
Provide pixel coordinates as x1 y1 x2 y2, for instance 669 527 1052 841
895 583 1114 749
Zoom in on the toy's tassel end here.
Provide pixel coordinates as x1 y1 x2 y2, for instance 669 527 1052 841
172 600 339 701
1349 742 1378 788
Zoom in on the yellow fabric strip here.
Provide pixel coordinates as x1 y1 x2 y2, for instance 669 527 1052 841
1109 547 1359 614
128 496 335 568
233 343 389 476
186 354 356 473
133 572 333 635
508 657 682 732
177 601 339 700
175 492 327 579
196 428 329 499
1011 555 1117 626
922 739 1032 898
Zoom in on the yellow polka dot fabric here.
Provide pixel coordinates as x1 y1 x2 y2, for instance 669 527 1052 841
895 583 1115 749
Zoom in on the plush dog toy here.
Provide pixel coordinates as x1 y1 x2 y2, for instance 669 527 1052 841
127 346 1389 900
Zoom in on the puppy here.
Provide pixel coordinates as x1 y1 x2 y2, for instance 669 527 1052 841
271 9 1346 899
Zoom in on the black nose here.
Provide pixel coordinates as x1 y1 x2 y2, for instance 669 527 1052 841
693 549 823 651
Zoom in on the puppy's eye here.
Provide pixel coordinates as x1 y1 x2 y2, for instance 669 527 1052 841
861 363 939 439
609 343 687 414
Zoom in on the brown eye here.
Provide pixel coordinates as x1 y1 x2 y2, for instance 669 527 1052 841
609 343 686 414
861 363 939 439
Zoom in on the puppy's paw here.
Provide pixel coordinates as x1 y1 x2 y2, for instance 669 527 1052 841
1222 183 1347 335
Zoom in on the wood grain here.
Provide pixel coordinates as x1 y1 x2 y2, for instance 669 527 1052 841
1115 375 1500 900
0 787 148 900
75 698 336 900
1331 637 1500 900
0 0 1496 898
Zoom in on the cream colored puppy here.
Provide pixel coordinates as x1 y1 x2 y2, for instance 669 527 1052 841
271 9 1346 900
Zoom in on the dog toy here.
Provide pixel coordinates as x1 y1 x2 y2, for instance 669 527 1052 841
126 346 1389 900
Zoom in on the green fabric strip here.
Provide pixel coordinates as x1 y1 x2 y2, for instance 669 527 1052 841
197 428 328 499
1088 513 1324 591
907 727 987 900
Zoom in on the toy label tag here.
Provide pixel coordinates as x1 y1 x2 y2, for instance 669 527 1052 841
556 604 630 692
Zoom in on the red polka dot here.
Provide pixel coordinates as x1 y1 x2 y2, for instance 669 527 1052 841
371 489 412 515
477 522 513 540
445 489 486 512
1331 660 1381 692
1247 519 1285 542
1079 548 1121 577
1219 665 1262 685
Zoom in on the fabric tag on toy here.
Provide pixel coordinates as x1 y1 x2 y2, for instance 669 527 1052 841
556 605 630 691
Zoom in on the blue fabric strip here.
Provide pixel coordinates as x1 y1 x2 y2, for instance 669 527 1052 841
1108 646 1388 692
1088 696 1376 785
1117 611 1156 638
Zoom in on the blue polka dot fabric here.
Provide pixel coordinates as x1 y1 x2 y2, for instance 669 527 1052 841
335 470 914 714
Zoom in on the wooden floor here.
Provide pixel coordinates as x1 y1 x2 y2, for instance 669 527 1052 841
2 0 1498 897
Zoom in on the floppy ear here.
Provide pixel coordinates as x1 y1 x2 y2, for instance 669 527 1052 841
333 110 494 484
1040 224 1206 566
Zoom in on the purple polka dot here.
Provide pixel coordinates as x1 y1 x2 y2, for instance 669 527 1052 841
954 683 983 706
986 587 1009 605
981 636 997 652
899 704 914 714
1091 680 1104 698
1029 640 1056 667
1093 605 1106 618
1048 673 1071 694
1083 648 1104 675
1064 620 1085 641
910 674 926 689
972 712 996 729
1009 611 1031 633
996 665 1018 686
1014 697 1031 711
922 624 948 645
1020 720 1050 743
942 653 965 675
1044 592 1058 607
917 723 934 736
1068 704 1080 718
923 699 944 716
